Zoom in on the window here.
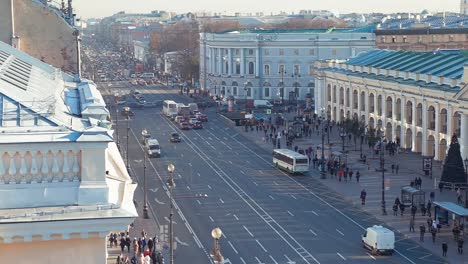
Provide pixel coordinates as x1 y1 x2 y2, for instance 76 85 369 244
248 62 255 74
392 36 396 43
235 60 240 74
264 49 270 55
294 49 299 55
224 49 228 54
381 36 386 43
309 64 314 76
309 49 315 55
278 64 285 74
360 36 367 40
235 49 240 55
432 35 437 42
264 87 270 97
264 64 270 75
293 64 300 75
418 36 423 43
332 49 337 56
246 88 252 97
233 87 238 96
403 36 407 43
279 49 284 56
224 61 229 74
248 49 254 55
449 35 454 41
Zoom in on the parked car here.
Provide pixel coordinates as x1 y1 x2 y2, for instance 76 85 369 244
179 122 191 130
192 121 203 129
188 118 198 124
197 114 208 122
170 132 181 142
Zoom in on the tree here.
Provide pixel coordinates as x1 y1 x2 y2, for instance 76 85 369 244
440 135 466 183
201 19 243 33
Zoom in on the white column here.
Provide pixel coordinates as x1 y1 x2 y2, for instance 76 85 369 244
392 95 396 121
337 86 342 121
460 113 468 159
330 85 335 121
255 48 260 77
349 88 353 116
217 48 222 75
0 153 5 184
357 89 362 116
421 101 428 155
447 105 453 140
8 152 17 184
228 48 232 75
19 152 27 184
364 90 370 126
30 152 38 183
400 95 406 148
210 48 214 74
240 48 245 75
41 152 49 183
412 98 417 152
382 93 387 124
63 150 70 182
434 104 440 160
373 92 378 116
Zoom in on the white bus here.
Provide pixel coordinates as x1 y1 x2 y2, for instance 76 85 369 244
163 100 178 117
273 149 309 174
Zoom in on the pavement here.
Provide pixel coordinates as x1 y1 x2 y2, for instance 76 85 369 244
224 108 467 264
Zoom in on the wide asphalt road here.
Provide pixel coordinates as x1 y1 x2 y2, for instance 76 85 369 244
103 82 446 264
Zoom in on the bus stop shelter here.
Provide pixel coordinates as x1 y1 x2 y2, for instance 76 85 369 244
400 186 425 207
433 201 468 227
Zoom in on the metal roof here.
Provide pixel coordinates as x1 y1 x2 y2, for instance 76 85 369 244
346 49 468 79
433 201 468 216
378 15 468 30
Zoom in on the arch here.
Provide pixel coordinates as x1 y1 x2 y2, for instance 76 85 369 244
377 95 382 115
385 122 392 141
377 119 383 130
345 88 350 107
369 93 375 113
440 108 447 134
405 128 413 149
416 103 422 126
406 101 413 125
333 85 337 103
386 96 393 118
346 110 350 119
353 113 358 120
263 81 271 87
453 111 461 137
427 105 436 130
327 84 332 102
308 82 315 87
360 91 366 111
427 135 435 157
395 125 402 144
248 61 255 74
439 138 448 161
361 115 366 122
231 81 238 86
333 106 337 121
352 90 358 110
293 82 301 87
415 131 423 153
327 105 332 120
395 98 401 121
369 117 375 129
221 81 227 86
340 109 344 123
339 87 344 105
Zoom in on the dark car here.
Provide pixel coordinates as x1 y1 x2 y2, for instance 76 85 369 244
170 132 181 142
192 121 203 129
197 114 208 122
179 122 191 130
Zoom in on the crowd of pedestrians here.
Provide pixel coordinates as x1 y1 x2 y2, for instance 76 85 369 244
109 229 164 264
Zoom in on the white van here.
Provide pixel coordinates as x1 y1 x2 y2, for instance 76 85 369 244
362 225 395 255
144 138 161 158
254 100 273 108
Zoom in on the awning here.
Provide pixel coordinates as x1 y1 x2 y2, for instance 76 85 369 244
433 201 468 217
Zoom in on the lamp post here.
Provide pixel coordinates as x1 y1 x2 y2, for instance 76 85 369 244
321 118 326 179
244 81 249 110
126 116 130 175
340 128 346 153
167 163 176 264
279 68 286 105
210 227 224 264
464 158 468 208
380 139 387 215
142 151 149 219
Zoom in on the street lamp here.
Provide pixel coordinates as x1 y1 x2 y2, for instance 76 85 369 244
321 118 326 179
340 128 347 153
380 139 387 215
142 150 149 219
244 81 249 109
210 227 224 264
126 116 130 175
464 158 468 208
167 163 176 264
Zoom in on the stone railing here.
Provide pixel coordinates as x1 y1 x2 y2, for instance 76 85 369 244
0 150 81 184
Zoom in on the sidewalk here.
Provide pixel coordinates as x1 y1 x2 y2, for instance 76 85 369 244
221 112 466 264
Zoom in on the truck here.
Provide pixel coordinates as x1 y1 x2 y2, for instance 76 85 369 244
177 103 191 116
362 225 395 255
254 100 273 108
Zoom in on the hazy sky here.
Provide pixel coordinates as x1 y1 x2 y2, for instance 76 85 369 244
74 0 460 19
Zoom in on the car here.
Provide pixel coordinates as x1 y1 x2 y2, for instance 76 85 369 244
179 122 191 130
192 121 203 129
197 114 208 122
136 97 146 104
362 225 395 255
144 138 161 158
188 118 198 124
174 116 184 124
170 132 181 142
131 90 141 97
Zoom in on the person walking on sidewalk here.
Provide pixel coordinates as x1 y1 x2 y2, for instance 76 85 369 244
442 242 448 257
393 203 399 216
427 217 433 230
427 200 432 217
356 171 360 182
360 189 367 205
391 164 395 173
400 204 405 216
411 205 417 219
349 169 353 181
431 226 437 243
419 225 426 242
409 217 415 232
395 164 399 175
458 237 464 254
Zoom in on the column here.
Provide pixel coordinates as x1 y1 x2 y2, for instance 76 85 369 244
349 88 353 117
421 101 428 155
373 91 378 116
8 152 17 184
337 86 341 121
240 48 245 75
412 98 417 152
228 48 232 75
210 48 215 74
400 95 406 149
217 48 222 75
19 152 27 184
460 113 468 159
392 95 396 121
381 93 387 124
330 85 335 121
255 48 260 77
0 152 5 184
434 104 440 160
447 105 453 141
364 90 370 126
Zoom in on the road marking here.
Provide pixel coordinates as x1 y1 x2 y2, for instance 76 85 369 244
336 229 344 236
209 216 214 222
253 181 258 186
366 253 376 260
175 237 189 246
154 198 165 205
196 200 201 205
231 133 239 138
188 162 192 167
197 172 201 177
269 255 279 264
228 241 238 254
309 229 317 236
181 153 184 158
208 137 213 140
240 257 247 264
219 198 225 204
223 137 228 140
164 216 176 224
274 181 279 185
284 255 295 264
255 257 265 264
207 185 212 189
256 239 268 252
243 225 254 237
240 170 245 175
337 253 346 260
269 195 275 200
259 170 264 174
149 188 158 193
246 160 251 164
186 186 191 190
287 210 294 217
233 214 239 221
228 160 233 164
290 194 297 200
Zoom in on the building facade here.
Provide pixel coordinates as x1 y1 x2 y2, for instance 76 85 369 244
199 29 375 103
314 49 468 161
462 0 468 15
0 41 137 263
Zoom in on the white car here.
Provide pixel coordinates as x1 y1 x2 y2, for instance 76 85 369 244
189 118 198 124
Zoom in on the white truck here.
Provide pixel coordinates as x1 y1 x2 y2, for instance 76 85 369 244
254 100 273 108
362 225 395 255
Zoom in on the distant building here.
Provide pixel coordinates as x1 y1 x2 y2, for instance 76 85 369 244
0 41 137 263
164 51 182 75
375 15 468 51
0 0 79 73
462 0 468 15
199 28 375 102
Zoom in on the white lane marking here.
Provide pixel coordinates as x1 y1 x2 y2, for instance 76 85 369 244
223 137 228 140
219 198 225 204
274 181 279 185
287 210 294 217
255 257 265 264
210 128 214 130
259 170 264 174
336 229 344 236
154 198 165 205
196 200 201 205
207 185 212 189
253 181 258 186
309 229 317 236
246 160 251 164
284 255 295 264
337 253 346 260
149 188 158 193
211 145 216 150
205 141 210 144
208 137 213 140
269 195 275 200
367 253 376 260
175 237 189 246
243 225 254 237
228 160 233 164
240 170 245 175
181 153 184 158
240 257 247 264
310 210 319 216
164 216 177 224
228 241 238 254
186 185 191 190
188 162 192 167
290 194 297 200
269 255 279 264
256 239 268 252
209 216 214 222
233 214 239 221
197 172 201 177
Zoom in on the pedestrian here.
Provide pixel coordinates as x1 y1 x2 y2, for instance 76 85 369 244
458 237 464 254
399 204 405 216
427 217 432 230
356 171 360 182
395 164 399 175
427 200 432 217
421 204 427 216
409 217 415 232
419 225 426 242
126 236 131 253
349 170 353 181
442 242 448 257
457 188 463 204
393 203 398 216
391 164 395 173
120 236 126 252
411 205 417 218
147 238 153 253
431 226 437 243
360 189 367 205
344 171 348 182
439 182 444 192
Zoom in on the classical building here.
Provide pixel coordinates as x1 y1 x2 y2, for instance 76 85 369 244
462 0 468 15
0 41 137 263
199 28 375 103
375 15 468 51
314 49 468 161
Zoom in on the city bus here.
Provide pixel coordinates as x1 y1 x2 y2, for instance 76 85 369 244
163 100 178 117
273 149 309 174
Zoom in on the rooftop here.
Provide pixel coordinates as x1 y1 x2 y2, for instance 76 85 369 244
222 25 376 35
377 15 468 30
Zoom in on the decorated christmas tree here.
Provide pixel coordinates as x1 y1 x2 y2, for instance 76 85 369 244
440 134 466 183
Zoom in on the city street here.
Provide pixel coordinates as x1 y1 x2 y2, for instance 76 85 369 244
101 82 447 264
